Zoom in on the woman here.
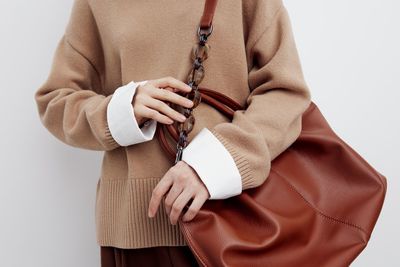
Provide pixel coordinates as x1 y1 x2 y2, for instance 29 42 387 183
34 0 311 266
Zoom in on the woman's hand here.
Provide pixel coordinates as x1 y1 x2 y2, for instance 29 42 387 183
148 160 210 225
132 76 194 126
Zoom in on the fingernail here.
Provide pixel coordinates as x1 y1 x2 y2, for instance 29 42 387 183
179 115 186 121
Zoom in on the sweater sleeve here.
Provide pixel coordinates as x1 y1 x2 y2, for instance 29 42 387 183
182 4 312 199
35 0 128 151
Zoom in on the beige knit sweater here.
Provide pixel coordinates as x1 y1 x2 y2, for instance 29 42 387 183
34 0 311 249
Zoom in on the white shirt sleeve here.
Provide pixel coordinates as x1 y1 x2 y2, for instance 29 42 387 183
106 80 157 146
181 127 242 200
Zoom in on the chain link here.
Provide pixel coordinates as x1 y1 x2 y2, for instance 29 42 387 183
174 26 213 164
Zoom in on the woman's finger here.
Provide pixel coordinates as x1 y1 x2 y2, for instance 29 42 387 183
151 87 194 109
162 86 177 92
136 103 174 124
148 173 174 218
144 93 187 123
164 183 184 216
169 188 195 225
152 76 192 93
181 191 208 222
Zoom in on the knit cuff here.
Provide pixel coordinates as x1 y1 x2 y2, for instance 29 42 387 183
104 123 122 150
210 128 269 190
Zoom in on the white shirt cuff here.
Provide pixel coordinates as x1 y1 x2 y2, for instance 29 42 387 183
181 127 242 199
106 80 157 146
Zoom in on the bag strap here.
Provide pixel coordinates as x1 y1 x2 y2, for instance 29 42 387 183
156 0 242 161
199 0 218 29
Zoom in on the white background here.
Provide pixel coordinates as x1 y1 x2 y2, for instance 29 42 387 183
0 0 398 266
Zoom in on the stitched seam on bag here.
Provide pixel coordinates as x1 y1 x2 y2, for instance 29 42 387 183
179 222 209 267
270 168 369 237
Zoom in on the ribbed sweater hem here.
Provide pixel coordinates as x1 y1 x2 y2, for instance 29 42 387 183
95 177 188 249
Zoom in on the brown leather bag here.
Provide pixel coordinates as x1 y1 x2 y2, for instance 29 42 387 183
156 1 387 266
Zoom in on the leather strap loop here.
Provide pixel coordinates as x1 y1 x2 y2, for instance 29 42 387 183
200 0 218 29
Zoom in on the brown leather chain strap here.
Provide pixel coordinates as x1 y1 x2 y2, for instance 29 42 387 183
156 0 228 162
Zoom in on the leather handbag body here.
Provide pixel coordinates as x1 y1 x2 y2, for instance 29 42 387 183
156 1 387 266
